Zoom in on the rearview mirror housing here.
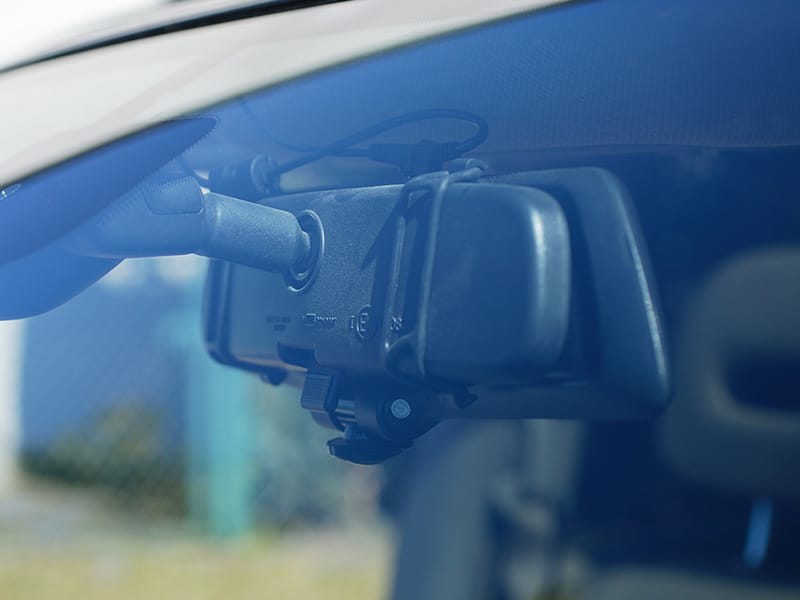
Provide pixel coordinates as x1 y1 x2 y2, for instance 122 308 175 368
205 167 670 463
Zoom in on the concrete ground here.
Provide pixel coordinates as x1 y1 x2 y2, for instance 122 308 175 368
0 479 390 599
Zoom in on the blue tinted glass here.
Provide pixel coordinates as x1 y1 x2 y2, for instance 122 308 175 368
4 0 800 317
2 2 800 596
178 0 800 191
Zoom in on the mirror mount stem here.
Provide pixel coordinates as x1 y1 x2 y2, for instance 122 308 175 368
65 177 311 273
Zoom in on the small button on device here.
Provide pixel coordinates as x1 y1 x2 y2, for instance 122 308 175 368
390 398 412 420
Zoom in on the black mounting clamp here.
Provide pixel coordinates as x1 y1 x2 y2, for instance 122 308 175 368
300 373 439 464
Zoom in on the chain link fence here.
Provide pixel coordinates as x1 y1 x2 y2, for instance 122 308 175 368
16 257 373 532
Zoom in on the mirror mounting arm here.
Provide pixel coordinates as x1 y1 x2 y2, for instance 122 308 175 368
65 177 311 273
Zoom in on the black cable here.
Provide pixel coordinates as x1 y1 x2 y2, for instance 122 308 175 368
199 109 489 195
264 109 488 181
238 99 318 154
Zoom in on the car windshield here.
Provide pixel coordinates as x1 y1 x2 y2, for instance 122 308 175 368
1 1 799 599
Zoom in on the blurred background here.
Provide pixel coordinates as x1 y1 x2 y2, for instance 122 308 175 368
0 256 390 599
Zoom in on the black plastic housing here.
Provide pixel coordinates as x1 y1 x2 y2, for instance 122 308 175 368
205 167 670 445
204 181 571 388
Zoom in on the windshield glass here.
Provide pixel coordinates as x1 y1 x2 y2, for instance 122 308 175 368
1 1 800 599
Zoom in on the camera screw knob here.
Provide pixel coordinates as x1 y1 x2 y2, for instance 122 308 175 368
390 398 412 420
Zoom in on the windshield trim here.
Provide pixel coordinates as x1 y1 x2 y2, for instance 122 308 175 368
0 0 350 74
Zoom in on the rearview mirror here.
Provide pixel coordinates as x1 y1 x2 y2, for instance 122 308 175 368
205 166 670 463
